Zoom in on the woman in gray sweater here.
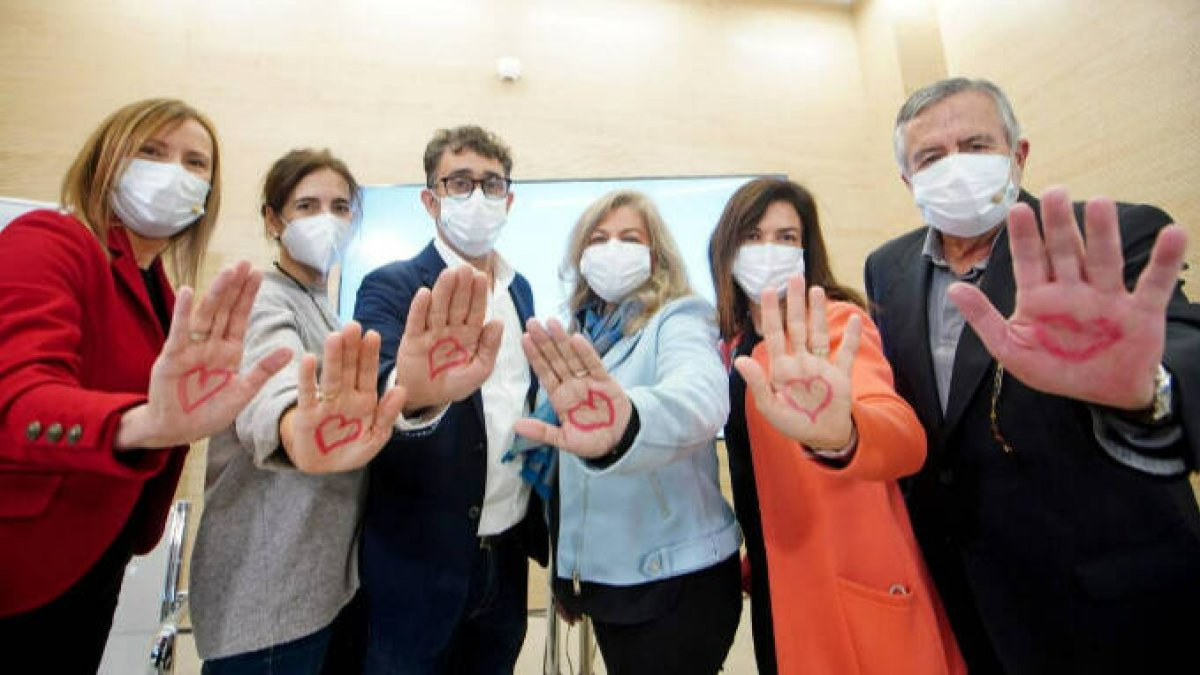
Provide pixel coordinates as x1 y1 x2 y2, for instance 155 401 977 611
189 149 407 674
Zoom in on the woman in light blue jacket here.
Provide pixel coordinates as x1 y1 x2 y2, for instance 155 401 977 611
514 190 741 675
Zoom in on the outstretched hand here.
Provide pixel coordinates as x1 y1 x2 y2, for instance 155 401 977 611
282 322 407 473
947 187 1188 411
734 276 861 451
513 318 633 459
393 265 504 413
116 261 292 450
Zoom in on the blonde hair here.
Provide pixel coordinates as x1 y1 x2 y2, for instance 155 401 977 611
60 98 222 287
563 190 692 335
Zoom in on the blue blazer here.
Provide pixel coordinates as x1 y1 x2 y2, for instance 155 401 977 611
352 242 547 644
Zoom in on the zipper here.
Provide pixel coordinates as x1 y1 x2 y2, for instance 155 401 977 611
572 477 590 595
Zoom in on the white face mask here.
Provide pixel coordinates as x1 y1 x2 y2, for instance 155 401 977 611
911 153 1018 238
732 243 805 304
437 191 507 257
280 212 351 275
580 239 652 303
111 158 210 239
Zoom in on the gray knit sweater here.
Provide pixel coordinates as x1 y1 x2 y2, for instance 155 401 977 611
190 268 365 660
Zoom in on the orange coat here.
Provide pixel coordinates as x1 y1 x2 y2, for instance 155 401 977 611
743 302 964 675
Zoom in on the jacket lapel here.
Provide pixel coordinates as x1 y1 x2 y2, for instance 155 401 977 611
942 193 1035 433
107 227 169 342
508 280 539 410
890 237 944 431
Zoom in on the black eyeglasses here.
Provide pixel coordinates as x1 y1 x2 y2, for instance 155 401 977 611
434 175 511 200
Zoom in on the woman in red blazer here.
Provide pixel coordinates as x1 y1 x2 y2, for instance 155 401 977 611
709 178 964 675
0 98 291 672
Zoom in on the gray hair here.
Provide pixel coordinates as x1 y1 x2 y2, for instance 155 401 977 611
892 77 1021 174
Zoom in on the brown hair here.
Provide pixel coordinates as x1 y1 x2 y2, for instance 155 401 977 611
60 98 221 287
708 177 865 341
261 148 360 232
423 125 513 186
564 190 692 336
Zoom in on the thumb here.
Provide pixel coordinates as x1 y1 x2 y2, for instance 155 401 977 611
733 356 774 409
514 417 562 448
947 282 1010 359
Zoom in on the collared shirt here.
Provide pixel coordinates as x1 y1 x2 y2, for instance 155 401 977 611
922 227 996 413
433 237 532 536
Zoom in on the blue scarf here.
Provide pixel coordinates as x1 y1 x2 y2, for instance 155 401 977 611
504 298 639 501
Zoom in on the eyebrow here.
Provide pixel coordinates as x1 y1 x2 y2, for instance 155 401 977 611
445 169 503 179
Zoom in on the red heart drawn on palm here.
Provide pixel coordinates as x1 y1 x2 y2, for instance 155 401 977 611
566 389 615 432
781 376 832 422
1031 314 1122 363
428 337 470 379
315 414 363 455
177 365 234 413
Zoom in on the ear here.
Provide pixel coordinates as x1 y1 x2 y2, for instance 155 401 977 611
420 188 440 221
263 206 284 239
900 171 912 191
504 191 514 213
1013 138 1031 170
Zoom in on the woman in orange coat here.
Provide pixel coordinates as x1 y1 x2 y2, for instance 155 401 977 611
708 177 964 675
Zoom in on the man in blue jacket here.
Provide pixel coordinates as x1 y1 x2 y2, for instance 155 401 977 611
354 125 547 673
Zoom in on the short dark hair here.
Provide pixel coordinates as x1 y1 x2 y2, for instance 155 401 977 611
423 125 513 187
709 177 865 341
261 148 359 220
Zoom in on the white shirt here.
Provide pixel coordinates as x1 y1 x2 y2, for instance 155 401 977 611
433 238 532 536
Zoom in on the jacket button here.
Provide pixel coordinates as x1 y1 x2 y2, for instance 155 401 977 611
25 421 42 441
468 506 481 520
66 424 83 445
45 423 64 443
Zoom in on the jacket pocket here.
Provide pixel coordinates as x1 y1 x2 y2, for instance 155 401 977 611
836 576 949 675
0 471 64 519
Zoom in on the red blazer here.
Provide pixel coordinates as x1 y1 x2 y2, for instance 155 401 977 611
0 211 187 617
743 302 965 675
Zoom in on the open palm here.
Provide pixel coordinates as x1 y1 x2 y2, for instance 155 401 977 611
948 187 1188 411
514 318 632 459
285 322 407 473
735 277 861 451
394 265 503 412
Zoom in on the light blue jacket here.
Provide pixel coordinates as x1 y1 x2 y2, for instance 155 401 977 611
556 295 740 587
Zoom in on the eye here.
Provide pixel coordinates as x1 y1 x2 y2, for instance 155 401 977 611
333 202 352 216
137 143 164 159
743 231 761 242
778 232 799 244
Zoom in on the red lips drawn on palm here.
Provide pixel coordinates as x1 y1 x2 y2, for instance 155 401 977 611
428 337 470 379
781 376 832 422
1031 314 1122 363
567 389 615 431
316 414 363 455
177 365 234 413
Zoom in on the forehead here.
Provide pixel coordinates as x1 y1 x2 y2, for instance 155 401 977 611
435 148 505 177
902 90 1007 150
148 117 214 155
758 200 802 229
596 204 647 233
291 167 350 199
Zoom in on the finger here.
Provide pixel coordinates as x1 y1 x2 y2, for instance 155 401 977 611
190 264 235 336
947 282 1010 361
210 261 252 342
403 288 433 342
320 331 346 400
1008 202 1049 289
569 334 609 380
372 385 408 434
447 266 474 326
340 322 362 395
473 320 504 372
522 333 561 390
529 318 573 382
547 319 588 378
760 286 788 366
808 285 829 357
834 314 863 375
162 286 194 355
357 327 382 393
224 267 263 341
1132 224 1188 314
784 275 809 355
428 267 457 330
733 356 774 411
465 269 490 329
1040 187 1085 284
239 346 294 395
297 354 319 408
513 417 564 448
1081 198 1126 293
